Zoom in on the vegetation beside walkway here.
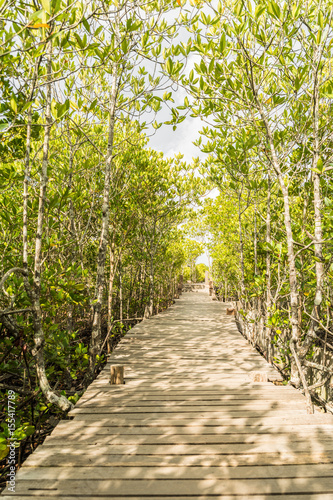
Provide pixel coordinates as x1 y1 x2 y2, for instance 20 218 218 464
176 1 333 412
0 0 205 481
1 0 333 486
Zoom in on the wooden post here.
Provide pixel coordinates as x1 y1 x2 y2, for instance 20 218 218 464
226 307 235 316
249 372 268 382
110 365 124 384
205 270 209 286
177 274 183 296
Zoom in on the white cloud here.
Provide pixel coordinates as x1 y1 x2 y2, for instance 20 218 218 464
148 114 204 164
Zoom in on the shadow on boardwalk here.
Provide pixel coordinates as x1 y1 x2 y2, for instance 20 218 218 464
3 292 333 499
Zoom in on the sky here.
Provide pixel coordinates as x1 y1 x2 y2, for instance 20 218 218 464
143 4 205 164
148 113 203 164
146 94 212 268
147 81 204 164
142 9 214 270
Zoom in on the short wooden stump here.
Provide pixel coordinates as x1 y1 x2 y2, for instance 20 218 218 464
110 365 124 385
249 371 268 382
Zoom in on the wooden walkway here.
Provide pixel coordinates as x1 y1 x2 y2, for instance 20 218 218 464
4 291 333 499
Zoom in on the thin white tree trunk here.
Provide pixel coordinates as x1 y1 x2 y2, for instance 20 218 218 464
259 115 299 340
31 41 72 411
119 255 123 323
259 112 312 410
311 49 324 320
89 65 118 376
23 108 32 274
146 255 155 318
265 177 272 363
237 192 245 298
254 197 258 276
107 240 117 353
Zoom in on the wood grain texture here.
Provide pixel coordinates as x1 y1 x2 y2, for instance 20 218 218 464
2 291 333 499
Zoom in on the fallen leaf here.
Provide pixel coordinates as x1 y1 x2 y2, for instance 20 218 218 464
29 23 50 29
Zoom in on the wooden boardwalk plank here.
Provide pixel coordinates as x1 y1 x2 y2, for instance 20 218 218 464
16 464 333 480
47 422 333 436
68 414 333 424
2 291 333 498
42 433 333 446
22 451 333 467
28 441 333 454
9 478 333 495
4 496 333 500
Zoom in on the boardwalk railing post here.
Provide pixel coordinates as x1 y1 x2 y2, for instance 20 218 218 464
110 365 124 384
177 274 183 296
249 371 268 382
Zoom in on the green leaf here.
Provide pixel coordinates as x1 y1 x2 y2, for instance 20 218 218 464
82 17 91 33
291 4 301 18
0 123 9 133
152 121 162 130
52 0 61 14
23 425 35 437
21 102 33 113
94 26 103 37
267 0 281 20
89 98 97 112
61 32 70 48
40 0 51 14
51 100 58 119
293 77 300 91
121 38 129 54
200 76 205 90
57 99 70 119
10 97 17 113
219 33 227 54
255 4 266 19
29 9 43 23
74 33 84 49
142 31 149 47
312 157 326 174
200 59 207 74
0 446 9 460
234 2 243 16
1 210 11 223
166 58 173 74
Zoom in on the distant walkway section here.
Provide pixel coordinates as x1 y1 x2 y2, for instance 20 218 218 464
3 291 333 499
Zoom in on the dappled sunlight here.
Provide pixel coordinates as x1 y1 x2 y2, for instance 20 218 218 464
11 291 333 498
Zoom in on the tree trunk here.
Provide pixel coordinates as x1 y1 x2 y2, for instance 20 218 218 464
254 197 258 276
31 41 72 411
265 177 272 363
146 253 155 318
237 192 245 298
299 48 325 363
119 255 123 323
107 240 117 353
23 104 32 274
311 51 324 325
89 65 119 377
22 57 41 296
259 113 301 386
